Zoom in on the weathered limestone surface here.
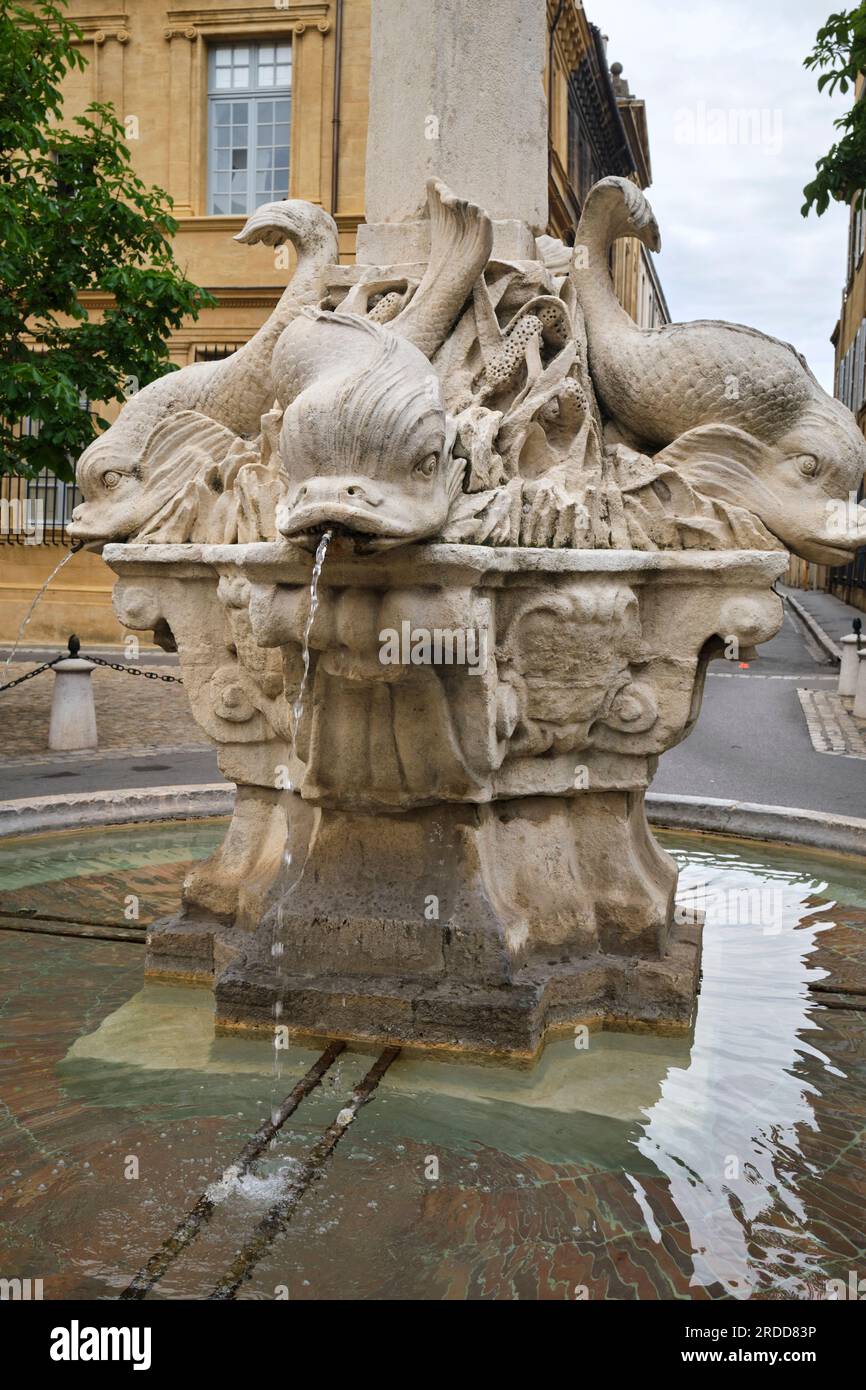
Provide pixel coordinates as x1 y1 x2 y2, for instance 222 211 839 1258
105 539 785 1053
360 0 547 264
71 87 866 1054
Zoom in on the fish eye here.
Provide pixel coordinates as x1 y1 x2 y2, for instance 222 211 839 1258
414 454 437 479
797 455 818 477
102 469 122 489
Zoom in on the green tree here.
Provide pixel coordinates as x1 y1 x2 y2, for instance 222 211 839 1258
802 4 866 216
0 0 215 479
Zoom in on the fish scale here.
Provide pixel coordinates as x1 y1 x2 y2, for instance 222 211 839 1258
572 175 866 563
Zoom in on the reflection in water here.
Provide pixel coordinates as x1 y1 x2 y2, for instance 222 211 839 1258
1 822 863 1299
633 849 839 1298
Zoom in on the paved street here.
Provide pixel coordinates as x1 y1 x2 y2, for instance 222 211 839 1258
780 583 864 655
654 608 865 818
0 651 205 759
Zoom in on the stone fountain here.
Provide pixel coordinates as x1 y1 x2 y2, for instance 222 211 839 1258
69 2 866 1058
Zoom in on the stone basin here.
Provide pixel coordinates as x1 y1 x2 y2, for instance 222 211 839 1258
103 540 787 1056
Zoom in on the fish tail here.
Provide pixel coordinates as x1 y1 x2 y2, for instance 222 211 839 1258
180 200 340 431
426 178 493 281
390 180 493 359
574 177 661 264
234 200 339 302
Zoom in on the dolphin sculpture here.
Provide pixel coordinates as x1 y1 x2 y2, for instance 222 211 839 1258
571 176 866 564
68 200 339 544
274 179 493 549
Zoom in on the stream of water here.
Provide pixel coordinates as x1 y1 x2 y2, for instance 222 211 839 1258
1 548 76 675
290 530 332 769
271 530 333 1111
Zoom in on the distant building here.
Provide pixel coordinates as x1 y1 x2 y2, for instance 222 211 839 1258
1 0 669 643
789 77 866 611
547 17 668 330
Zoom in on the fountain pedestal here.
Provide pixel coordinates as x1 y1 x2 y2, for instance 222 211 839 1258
105 539 785 1057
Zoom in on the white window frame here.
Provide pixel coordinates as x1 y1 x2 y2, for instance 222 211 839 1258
207 41 292 216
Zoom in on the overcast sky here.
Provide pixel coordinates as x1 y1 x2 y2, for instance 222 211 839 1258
590 0 849 390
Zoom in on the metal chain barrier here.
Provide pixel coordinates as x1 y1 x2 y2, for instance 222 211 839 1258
0 654 65 694
82 654 183 684
0 634 183 692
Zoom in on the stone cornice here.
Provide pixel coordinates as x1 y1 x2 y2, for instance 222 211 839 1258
164 3 331 39
548 0 592 73
174 212 362 232
77 287 281 311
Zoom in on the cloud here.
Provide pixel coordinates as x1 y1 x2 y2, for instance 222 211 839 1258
591 0 849 390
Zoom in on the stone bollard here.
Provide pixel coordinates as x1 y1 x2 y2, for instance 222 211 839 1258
854 650 866 720
48 636 97 751
839 633 862 697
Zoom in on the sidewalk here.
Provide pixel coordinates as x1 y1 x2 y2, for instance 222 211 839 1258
780 583 864 661
0 654 206 759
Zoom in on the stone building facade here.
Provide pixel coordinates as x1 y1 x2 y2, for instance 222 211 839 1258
1 0 668 644
788 76 866 612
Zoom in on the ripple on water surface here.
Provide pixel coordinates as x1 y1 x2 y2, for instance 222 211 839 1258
0 822 864 1299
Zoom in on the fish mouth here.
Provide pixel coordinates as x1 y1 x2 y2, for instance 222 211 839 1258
795 540 862 566
277 500 435 553
763 523 861 567
64 520 112 551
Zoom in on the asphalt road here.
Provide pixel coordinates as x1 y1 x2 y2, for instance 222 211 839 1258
0 745 221 802
654 609 865 818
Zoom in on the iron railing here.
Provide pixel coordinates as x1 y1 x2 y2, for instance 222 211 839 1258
0 469 80 545
829 549 866 598
194 343 242 362
1 411 85 544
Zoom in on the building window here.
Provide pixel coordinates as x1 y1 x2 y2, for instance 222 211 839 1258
208 42 291 215
567 104 599 207
194 343 243 362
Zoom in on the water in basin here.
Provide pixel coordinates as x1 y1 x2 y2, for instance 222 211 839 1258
0 819 864 1299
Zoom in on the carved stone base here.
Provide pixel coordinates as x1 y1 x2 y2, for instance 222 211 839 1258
145 789 700 1056
216 934 702 1058
145 919 701 1059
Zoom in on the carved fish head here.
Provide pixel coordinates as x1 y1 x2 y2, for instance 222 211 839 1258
68 436 147 547
68 410 246 546
770 401 866 561
275 313 465 551
655 410 866 565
